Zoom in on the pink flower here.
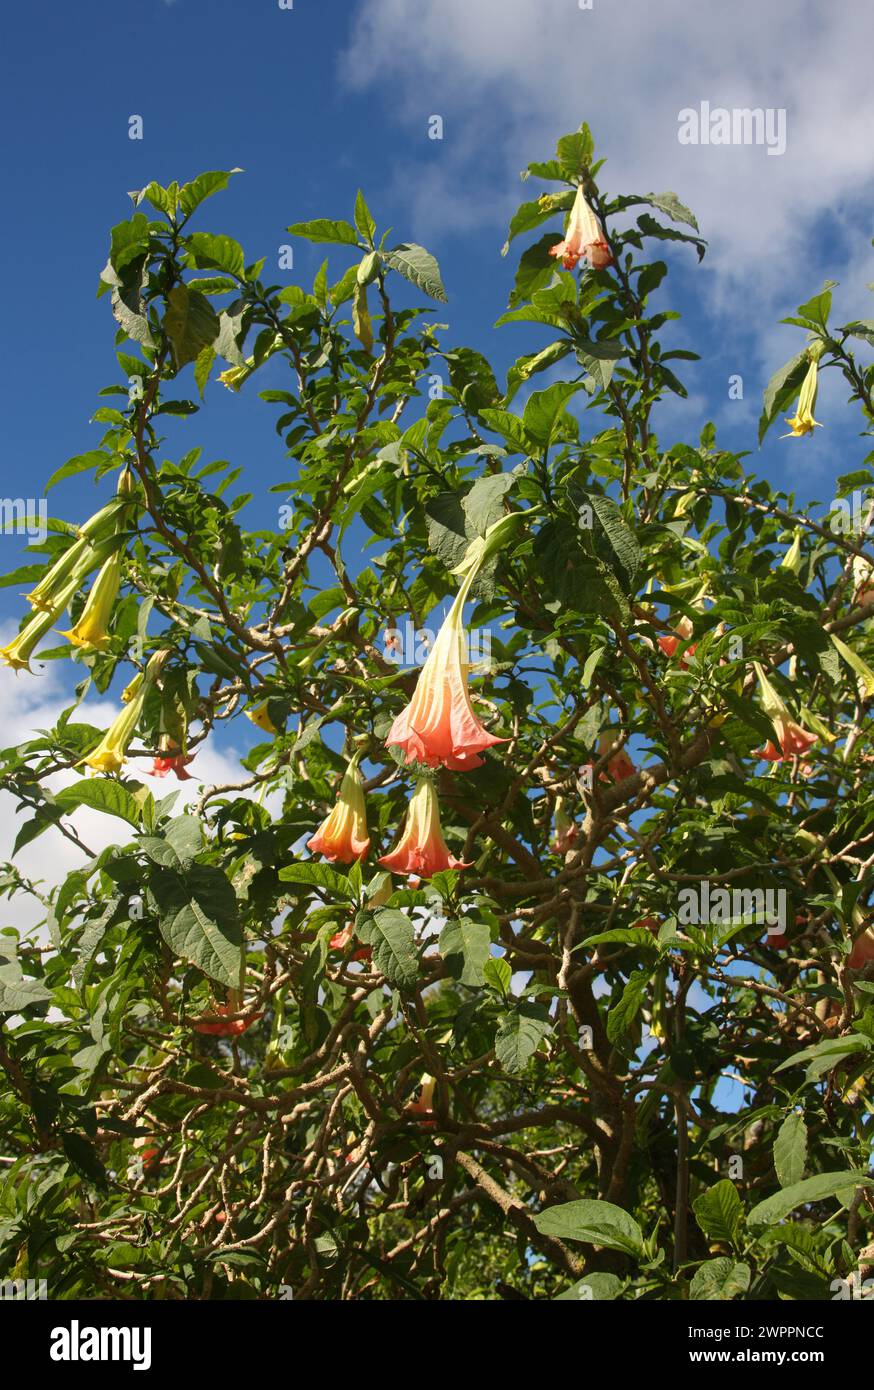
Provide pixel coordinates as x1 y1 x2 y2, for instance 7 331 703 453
757 717 817 763
597 734 635 783
192 998 263 1037
329 922 372 962
657 616 697 668
150 753 195 780
549 185 614 272
385 591 503 771
379 779 472 878
753 663 818 765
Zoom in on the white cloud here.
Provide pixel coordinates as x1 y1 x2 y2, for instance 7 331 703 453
0 629 268 934
340 0 874 325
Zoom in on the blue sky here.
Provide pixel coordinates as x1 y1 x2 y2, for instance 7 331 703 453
1 0 872 884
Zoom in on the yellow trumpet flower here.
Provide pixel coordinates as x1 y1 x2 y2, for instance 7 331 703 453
779 529 803 574
782 360 822 438
80 650 170 775
26 535 105 612
59 551 121 651
245 701 279 734
0 579 78 672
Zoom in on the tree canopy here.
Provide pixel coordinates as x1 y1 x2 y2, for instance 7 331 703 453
1 123 873 1303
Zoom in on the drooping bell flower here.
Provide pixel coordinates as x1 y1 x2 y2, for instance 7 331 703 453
384 564 503 771
379 778 472 878
192 990 263 1036
149 734 195 781
385 510 529 769
218 360 256 392
26 535 102 612
753 662 817 763
782 359 822 438
59 550 121 651
0 578 79 672
549 184 613 272
245 701 279 734
597 733 635 783
218 336 282 392
80 649 170 775
405 1073 437 1127
307 753 370 863
657 615 697 667
848 926 874 971
780 529 803 575
121 672 144 705
329 922 372 962
551 795 578 854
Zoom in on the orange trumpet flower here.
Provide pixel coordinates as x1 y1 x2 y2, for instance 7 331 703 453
379 779 472 878
385 567 503 771
307 753 370 864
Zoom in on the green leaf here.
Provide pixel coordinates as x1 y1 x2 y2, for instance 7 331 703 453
689 1259 750 1301
556 125 594 176
502 195 572 255
194 344 215 399
356 908 418 987
179 170 242 218
483 956 511 996
165 814 203 865
463 473 517 537
354 190 376 244
45 451 112 492
774 1112 808 1188
352 282 374 353
109 214 150 273
509 234 559 307
692 1180 743 1246
426 492 472 571
286 218 359 246
589 494 642 581
773 1034 870 1074
554 1272 623 1301
0 963 51 1013
148 863 244 987
522 381 582 446
55 780 142 828
187 232 245 279
61 1133 108 1189
495 1001 552 1072
480 409 530 454
382 243 448 303
636 191 699 231
606 969 649 1044
635 213 706 262
796 285 832 330
439 918 491 987
163 286 220 369
111 289 154 349
758 349 808 443
533 1199 645 1257
278 863 354 899
746 1171 874 1229
575 337 623 392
